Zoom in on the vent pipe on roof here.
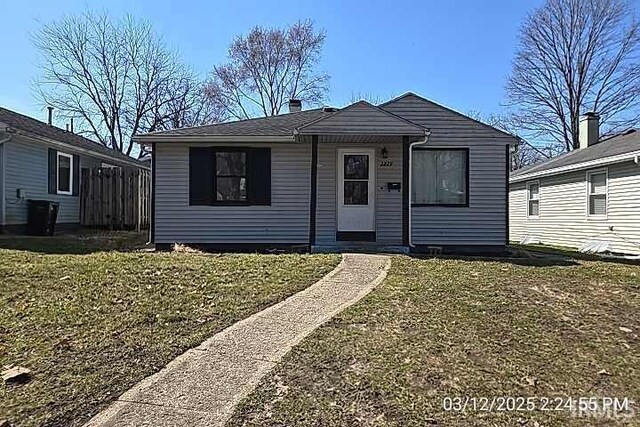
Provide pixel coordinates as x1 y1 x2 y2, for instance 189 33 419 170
47 106 53 126
288 99 302 113
70 117 74 133
579 112 599 149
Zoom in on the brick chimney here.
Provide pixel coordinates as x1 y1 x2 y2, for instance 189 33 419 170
288 99 302 113
579 112 599 149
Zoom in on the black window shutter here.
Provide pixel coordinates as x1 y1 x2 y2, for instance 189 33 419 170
248 148 271 205
189 147 214 205
72 154 80 196
48 148 57 194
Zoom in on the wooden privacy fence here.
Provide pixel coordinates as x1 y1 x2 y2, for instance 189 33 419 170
80 167 150 230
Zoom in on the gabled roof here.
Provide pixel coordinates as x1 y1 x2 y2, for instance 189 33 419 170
510 130 640 182
0 107 147 167
380 92 519 142
296 101 427 136
134 92 514 143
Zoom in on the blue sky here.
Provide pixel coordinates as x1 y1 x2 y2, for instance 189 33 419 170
0 0 544 123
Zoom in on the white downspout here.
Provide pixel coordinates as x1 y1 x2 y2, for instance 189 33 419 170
0 132 12 231
408 130 431 249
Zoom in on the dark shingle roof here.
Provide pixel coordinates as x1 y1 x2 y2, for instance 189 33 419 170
141 108 328 137
511 130 640 179
0 107 147 166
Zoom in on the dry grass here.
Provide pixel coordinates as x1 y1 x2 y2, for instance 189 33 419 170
0 233 340 427
230 256 640 427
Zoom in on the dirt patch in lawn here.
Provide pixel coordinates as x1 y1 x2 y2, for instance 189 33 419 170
0 235 339 427
229 256 639 427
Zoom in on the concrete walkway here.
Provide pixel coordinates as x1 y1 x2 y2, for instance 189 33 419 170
85 253 391 427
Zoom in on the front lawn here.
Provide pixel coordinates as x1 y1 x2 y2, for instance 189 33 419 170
0 234 340 427
230 256 640 426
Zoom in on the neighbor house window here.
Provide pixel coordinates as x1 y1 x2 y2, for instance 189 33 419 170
527 181 540 217
57 152 73 195
587 169 607 217
189 147 271 206
412 148 468 206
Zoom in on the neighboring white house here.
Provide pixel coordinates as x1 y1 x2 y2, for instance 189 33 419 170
509 113 640 255
135 92 518 254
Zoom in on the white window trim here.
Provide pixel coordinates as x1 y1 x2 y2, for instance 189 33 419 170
586 168 608 220
526 180 540 219
57 152 73 195
101 162 121 169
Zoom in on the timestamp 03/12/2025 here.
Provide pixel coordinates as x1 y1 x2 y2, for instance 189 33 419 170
442 396 635 419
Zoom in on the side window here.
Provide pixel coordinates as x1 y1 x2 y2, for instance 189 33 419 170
215 151 247 202
587 170 607 217
527 181 540 217
57 152 73 195
189 147 271 206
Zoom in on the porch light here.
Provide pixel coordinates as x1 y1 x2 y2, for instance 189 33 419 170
381 147 389 159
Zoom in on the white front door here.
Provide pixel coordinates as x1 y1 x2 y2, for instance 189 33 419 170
337 148 375 232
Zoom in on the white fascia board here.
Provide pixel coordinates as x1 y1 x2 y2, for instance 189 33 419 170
133 135 296 145
13 129 148 169
510 150 640 183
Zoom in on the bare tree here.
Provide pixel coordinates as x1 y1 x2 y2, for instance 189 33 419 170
144 77 225 131
466 110 559 170
347 92 387 105
507 0 640 152
205 20 329 119
33 12 219 157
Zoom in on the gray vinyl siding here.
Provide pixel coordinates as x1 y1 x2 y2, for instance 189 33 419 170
383 94 510 246
316 141 402 245
154 142 310 244
509 162 640 255
300 102 424 135
0 143 4 225
3 136 102 225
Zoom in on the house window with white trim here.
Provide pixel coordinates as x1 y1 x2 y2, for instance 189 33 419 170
57 152 73 195
411 148 469 206
587 169 607 217
527 181 540 217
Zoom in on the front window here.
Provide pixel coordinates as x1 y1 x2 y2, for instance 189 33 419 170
587 170 607 217
412 149 468 206
527 181 540 217
215 151 247 202
57 152 73 195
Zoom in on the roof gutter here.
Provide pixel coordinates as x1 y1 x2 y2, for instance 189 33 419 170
510 149 640 183
7 128 148 169
133 135 296 145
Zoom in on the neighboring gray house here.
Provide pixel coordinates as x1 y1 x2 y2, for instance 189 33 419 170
0 107 148 233
135 93 517 253
510 113 640 255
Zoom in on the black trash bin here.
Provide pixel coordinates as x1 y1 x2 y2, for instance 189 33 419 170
26 200 60 236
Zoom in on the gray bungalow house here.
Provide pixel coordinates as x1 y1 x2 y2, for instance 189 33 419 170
135 93 517 253
509 113 640 255
0 107 148 233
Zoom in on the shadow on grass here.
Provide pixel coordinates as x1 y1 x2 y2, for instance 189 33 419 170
0 231 150 254
510 243 640 266
406 252 580 267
